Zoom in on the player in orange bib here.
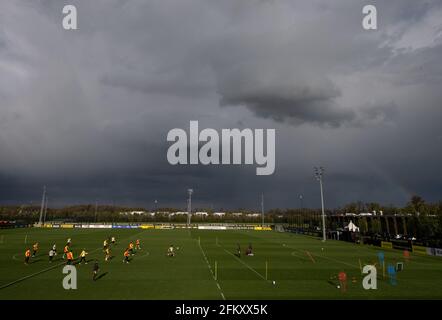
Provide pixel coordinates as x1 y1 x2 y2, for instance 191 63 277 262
63 245 70 260
66 251 74 265
24 248 31 265
135 239 141 250
128 242 134 255
123 249 130 264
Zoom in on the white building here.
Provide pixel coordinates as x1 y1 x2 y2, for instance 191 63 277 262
231 212 243 216
246 213 261 218
119 211 148 216
213 212 226 217
195 212 208 217
170 211 188 216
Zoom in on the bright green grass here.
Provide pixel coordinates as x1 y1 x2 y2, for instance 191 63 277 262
0 228 441 299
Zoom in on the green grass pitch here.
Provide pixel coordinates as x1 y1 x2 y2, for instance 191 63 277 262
0 228 441 299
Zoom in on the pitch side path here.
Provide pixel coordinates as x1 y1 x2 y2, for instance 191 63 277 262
0 228 441 299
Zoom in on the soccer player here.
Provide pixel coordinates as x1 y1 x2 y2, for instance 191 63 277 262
105 247 111 261
79 249 88 264
66 251 74 265
52 244 57 255
111 236 116 245
24 248 31 265
128 241 134 255
66 238 72 246
135 239 141 250
32 242 39 257
103 239 108 251
63 244 70 259
236 243 241 258
49 248 55 263
246 243 254 256
92 261 100 281
123 249 130 263
167 245 175 257
338 271 347 292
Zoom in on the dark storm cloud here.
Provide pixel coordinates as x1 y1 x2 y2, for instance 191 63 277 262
0 0 442 209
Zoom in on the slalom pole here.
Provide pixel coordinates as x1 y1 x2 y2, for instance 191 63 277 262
359 259 363 274
25 235 28 244
215 261 218 281
265 261 268 281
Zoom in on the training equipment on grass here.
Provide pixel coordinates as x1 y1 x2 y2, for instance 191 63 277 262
396 262 404 272
403 250 410 261
387 264 397 286
377 251 384 266
265 261 268 281
214 261 218 281
305 251 316 263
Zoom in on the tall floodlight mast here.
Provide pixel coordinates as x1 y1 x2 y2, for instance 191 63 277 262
187 189 193 226
38 186 46 226
314 167 326 242
43 196 49 225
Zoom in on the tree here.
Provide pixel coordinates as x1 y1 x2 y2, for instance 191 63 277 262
408 195 425 215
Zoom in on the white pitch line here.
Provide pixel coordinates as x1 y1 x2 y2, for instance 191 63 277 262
222 248 268 282
198 240 226 300
0 260 67 290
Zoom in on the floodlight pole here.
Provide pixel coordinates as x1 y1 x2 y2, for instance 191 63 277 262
187 189 193 226
38 185 46 226
43 196 48 225
315 167 326 242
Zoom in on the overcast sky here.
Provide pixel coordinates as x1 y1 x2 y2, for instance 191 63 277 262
0 0 441 210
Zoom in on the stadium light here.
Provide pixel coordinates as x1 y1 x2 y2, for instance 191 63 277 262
38 185 46 226
314 167 326 242
187 189 193 226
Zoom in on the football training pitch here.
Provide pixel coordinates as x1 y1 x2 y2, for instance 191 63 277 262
0 228 441 299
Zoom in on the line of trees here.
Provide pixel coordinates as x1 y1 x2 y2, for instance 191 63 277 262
1 195 441 226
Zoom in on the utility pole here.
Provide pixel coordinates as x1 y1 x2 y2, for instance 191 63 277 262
187 189 193 226
38 186 46 226
314 167 326 242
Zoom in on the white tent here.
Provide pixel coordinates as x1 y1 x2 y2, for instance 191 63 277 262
346 220 360 232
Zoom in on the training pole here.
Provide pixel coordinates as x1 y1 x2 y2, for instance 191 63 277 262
383 261 385 279
265 261 268 281
215 261 218 281
25 235 27 244
359 259 363 274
